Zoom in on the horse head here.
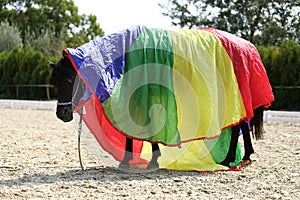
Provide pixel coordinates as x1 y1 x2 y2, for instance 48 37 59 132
49 51 85 122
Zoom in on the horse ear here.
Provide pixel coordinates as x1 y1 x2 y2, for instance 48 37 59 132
62 50 68 59
48 61 56 68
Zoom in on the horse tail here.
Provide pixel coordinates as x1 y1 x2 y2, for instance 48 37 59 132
251 106 264 140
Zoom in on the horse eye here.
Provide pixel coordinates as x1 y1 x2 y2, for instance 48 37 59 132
66 78 74 84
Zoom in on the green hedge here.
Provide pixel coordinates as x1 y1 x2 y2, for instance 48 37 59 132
271 88 300 111
0 48 59 99
257 40 300 111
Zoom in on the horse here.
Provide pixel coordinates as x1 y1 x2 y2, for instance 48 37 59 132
49 51 264 170
49 26 274 171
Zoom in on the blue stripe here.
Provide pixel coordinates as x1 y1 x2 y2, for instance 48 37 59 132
67 25 145 102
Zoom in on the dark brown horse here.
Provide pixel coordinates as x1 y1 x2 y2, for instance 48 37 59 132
49 51 264 170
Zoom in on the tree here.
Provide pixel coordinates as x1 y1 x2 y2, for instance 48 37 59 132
0 0 105 47
24 29 65 57
0 21 23 52
160 0 300 45
0 47 57 99
257 41 300 110
66 14 105 48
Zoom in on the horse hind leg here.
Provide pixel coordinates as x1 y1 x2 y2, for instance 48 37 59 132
241 106 264 162
147 143 161 170
118 137 133 170
241 121 254 161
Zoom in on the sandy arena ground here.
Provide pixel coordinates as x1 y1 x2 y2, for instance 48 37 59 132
0 107 299 199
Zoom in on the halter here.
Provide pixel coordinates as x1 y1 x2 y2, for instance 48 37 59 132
56 78 84 107
56 102 72 106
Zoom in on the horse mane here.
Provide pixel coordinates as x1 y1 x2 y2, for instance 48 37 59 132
61 51 75 73
251 106 264 140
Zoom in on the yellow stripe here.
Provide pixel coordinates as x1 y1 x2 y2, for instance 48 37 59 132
170 29 246 140
141 141 228 171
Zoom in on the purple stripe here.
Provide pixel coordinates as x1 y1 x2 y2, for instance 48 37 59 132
67 25 145 102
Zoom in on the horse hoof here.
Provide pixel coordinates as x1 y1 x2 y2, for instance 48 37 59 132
147 161 159 170
241 159 252 167
118 162 130 171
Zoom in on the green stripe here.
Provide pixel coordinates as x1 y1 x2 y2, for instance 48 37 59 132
103 28 180 145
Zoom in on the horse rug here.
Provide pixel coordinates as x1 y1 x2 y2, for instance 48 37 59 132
65 25 274 171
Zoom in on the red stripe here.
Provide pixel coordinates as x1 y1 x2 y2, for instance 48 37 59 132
200 28 274 118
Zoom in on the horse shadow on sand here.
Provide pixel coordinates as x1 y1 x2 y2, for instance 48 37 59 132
0 165 223 187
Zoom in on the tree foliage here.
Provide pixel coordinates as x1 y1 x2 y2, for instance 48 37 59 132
257 40 300 110
0 48 58 99
24 29 66 57
257 40 300 86
160 0 300 45
0 48 53 85
0 21 23 52
0 0 106 99
0 0 105 48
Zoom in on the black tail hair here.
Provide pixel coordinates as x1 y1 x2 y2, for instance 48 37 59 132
251 106 264 140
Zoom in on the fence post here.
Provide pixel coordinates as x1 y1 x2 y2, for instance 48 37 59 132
46 85 51 100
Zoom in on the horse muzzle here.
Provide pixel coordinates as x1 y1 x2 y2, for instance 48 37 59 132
56 106 73 122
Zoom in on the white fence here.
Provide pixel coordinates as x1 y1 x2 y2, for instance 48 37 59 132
0 99 56 110
0 100 300 123
264 110 300 123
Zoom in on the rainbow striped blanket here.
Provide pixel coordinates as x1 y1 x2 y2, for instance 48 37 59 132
66 25 274 171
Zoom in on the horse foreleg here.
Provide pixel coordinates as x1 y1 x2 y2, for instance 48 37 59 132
118 137 133 170
220 124 241 167
147 143 161 170
241 121 254 161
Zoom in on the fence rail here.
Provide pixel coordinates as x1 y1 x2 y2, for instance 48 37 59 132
272 86 300 89
0 84 53 100
264 110 300 123
0 99 56 110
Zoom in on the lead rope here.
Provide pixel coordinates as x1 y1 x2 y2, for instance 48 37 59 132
77 98 85 170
